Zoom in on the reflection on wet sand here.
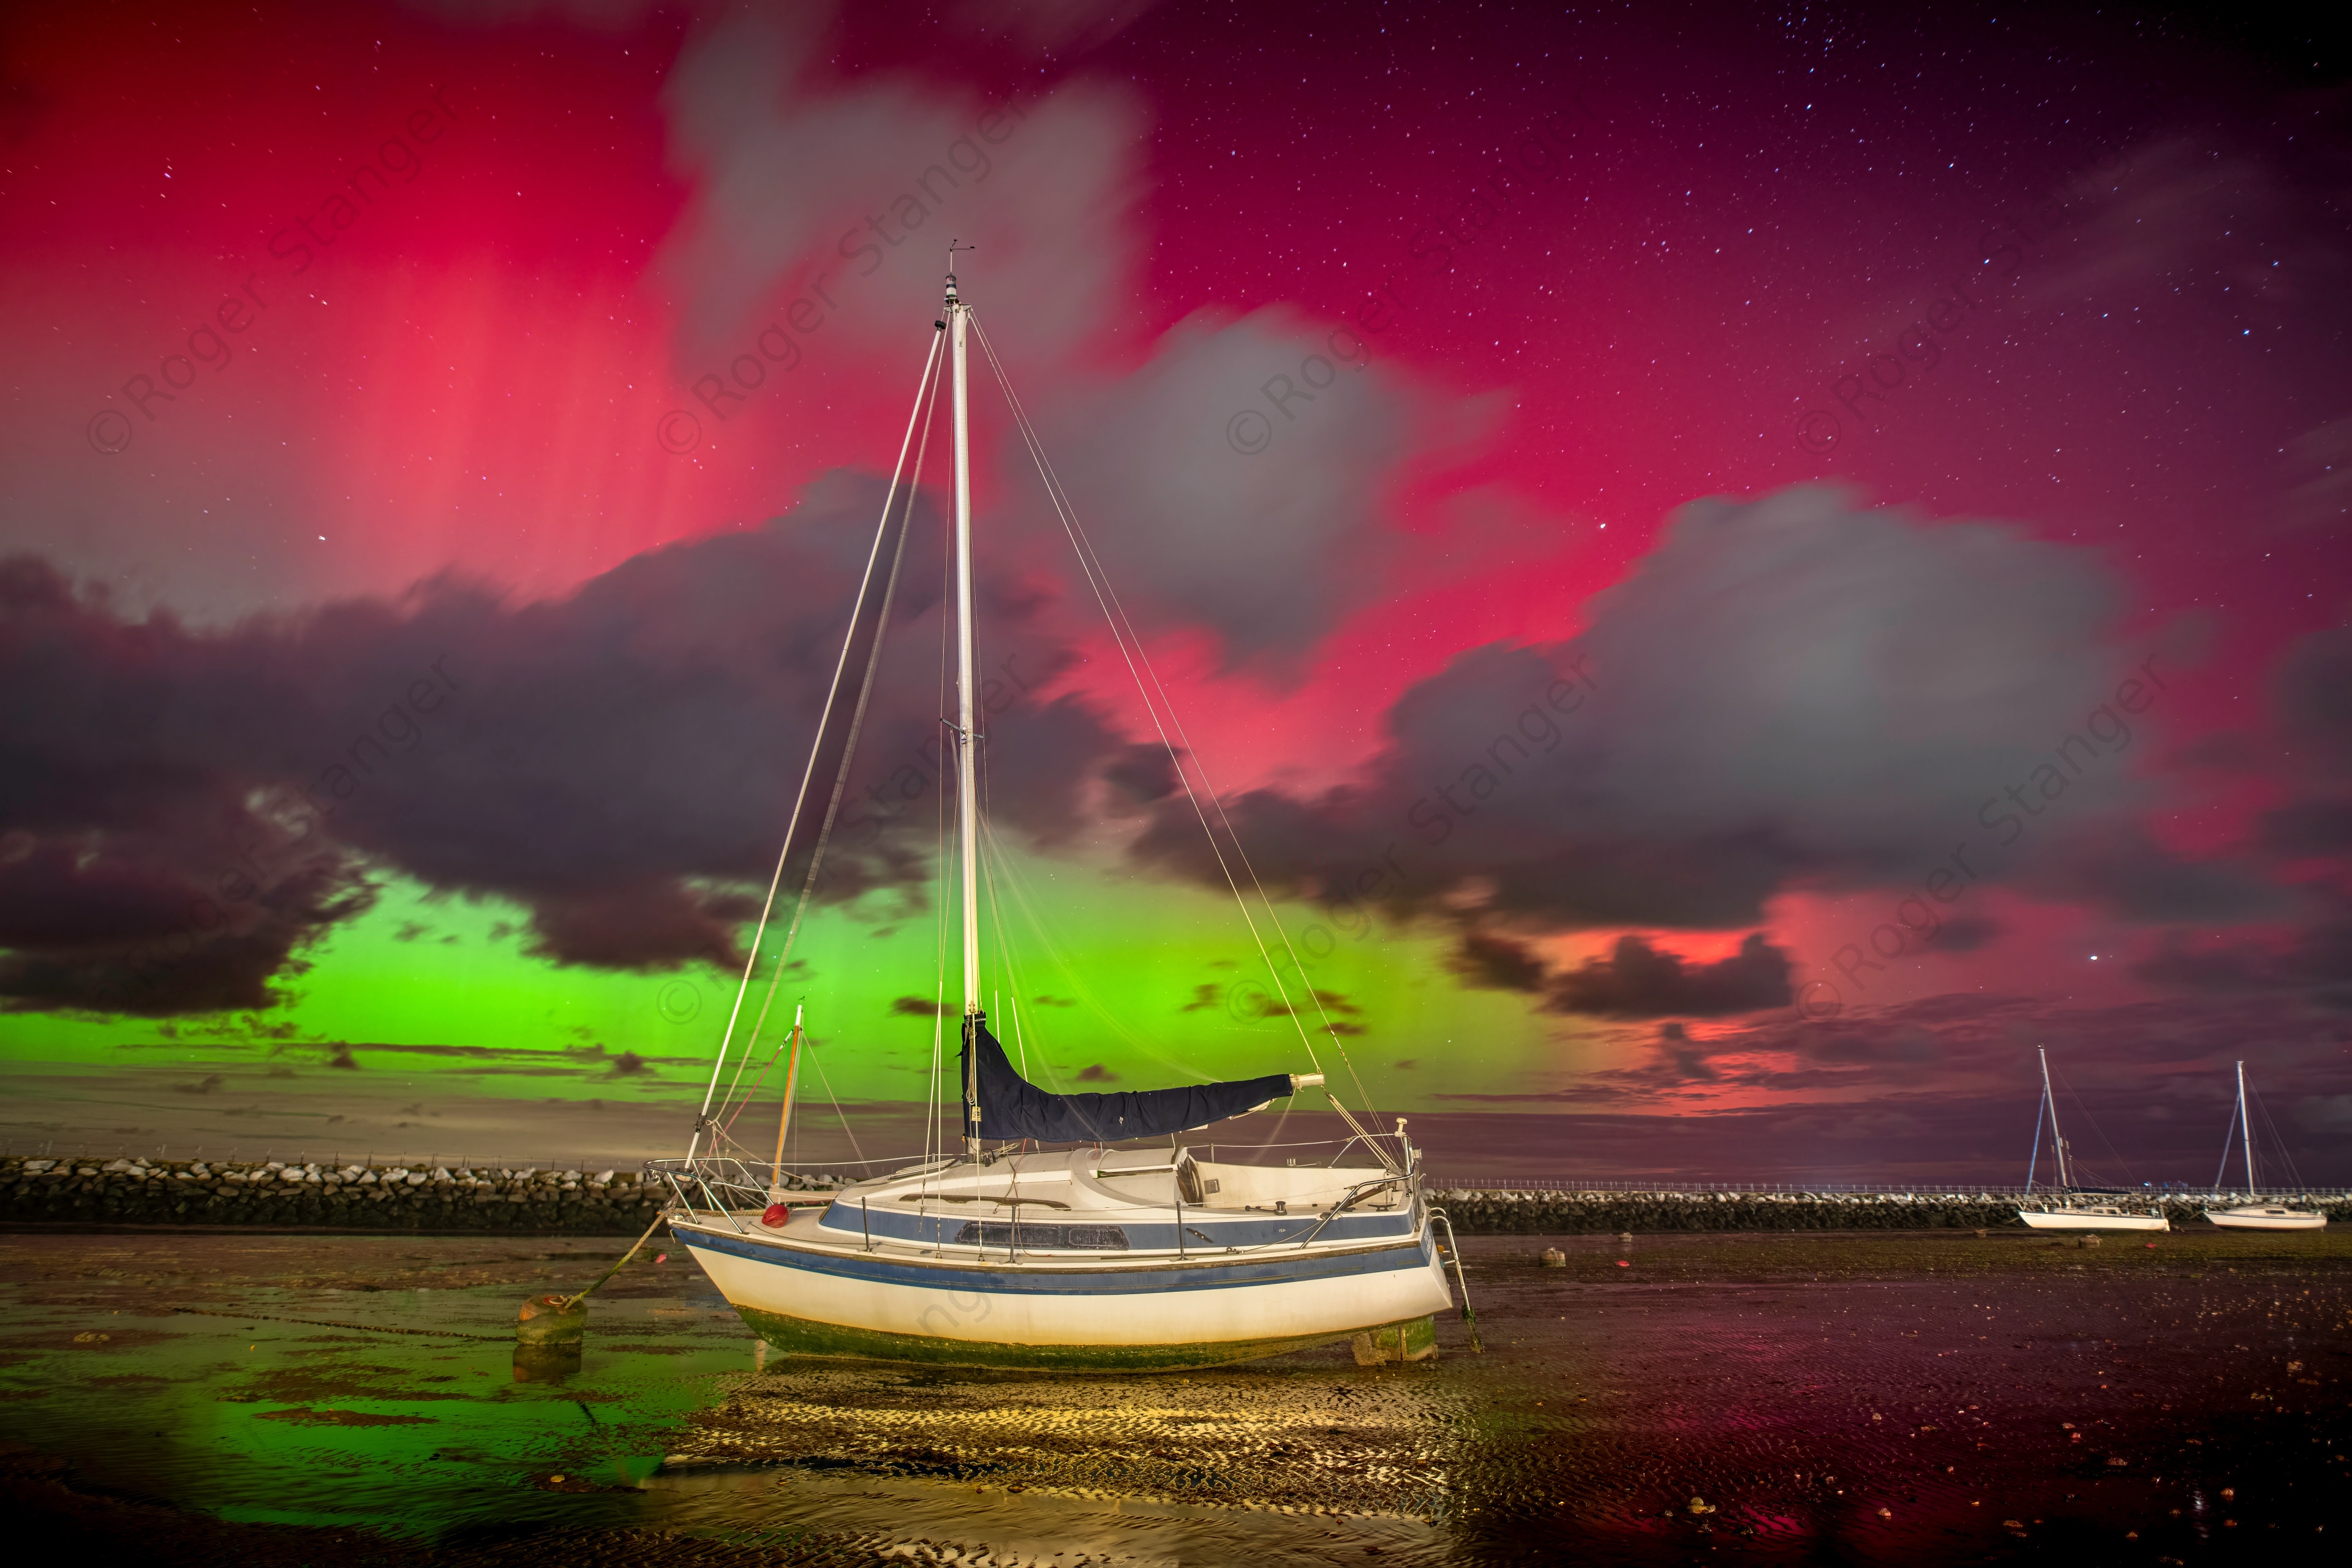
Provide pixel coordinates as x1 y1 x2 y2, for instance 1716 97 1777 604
0 1229 2345 1564
512 1343 582 1384
672 1363 1464 1518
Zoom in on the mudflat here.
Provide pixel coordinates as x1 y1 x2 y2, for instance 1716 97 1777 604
1 1228 2343 1564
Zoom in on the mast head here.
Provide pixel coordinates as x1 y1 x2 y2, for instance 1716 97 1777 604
944 239 975 306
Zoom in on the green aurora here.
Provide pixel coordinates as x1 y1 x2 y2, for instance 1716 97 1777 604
2 846 1564 1125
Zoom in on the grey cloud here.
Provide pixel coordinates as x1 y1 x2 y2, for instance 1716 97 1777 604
1136 485 2218 940
656 6 1145 377
1022 309 1428 671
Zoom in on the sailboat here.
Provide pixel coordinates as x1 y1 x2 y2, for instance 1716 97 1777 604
645 255 1471 1369
2204 1061 2325 1231
2015 1047 2168 1232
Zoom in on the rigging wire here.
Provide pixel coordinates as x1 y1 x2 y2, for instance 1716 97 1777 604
969 314 1390 1162
922 352 956 1229
717 353 945 1138
687 330 946 1159
800 1031 868 1166
2248 1081 2307 1189
2048 1058 2138 1189
2025 1081 2048 1190
2211 1082 2242 1193
978 816 1188 1069
976 699 1019 1078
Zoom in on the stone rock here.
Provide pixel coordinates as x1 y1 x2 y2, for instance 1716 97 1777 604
0 1155 660 1235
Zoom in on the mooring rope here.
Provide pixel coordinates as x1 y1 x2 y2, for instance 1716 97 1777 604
168 1305 509 1342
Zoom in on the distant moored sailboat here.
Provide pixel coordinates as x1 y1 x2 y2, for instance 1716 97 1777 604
2203 1061 2325 1231
2015 1047 2168 1232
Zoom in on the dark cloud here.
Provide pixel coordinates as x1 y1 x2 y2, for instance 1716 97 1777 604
1931 914 2002 953
948 0 1167 55
1430 988 2350 1182
525 881 763 971
0 559 382 1014
2252 625 2352 861
1101 743 1181 810
2006 821 2279 924
1545 933 1794 1019
1446 931 1548 992
2132 903 2352 1012
1648 1021 1720 1084
1440 927 1795 1017
0 472 1131 1016
2259 798 2352 856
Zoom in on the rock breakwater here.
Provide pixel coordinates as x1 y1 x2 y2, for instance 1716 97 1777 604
1 1154 665 1234
1427 1188 2352 1234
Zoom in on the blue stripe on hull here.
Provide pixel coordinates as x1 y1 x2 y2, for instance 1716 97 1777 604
682 1224 1437 1297
814 1200 1415 1250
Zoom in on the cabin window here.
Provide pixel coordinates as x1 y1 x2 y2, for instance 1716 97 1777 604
954 1221 1129 1250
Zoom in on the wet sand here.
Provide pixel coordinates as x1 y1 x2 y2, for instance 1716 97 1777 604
1 1227 2343 1564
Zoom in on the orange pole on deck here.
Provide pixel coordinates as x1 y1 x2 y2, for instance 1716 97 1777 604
767 1005 804 1202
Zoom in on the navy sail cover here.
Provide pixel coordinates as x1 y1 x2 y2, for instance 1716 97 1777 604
961 1017 1295 1144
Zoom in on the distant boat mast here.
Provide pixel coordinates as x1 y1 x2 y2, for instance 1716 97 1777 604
2039 1046 2071 1189
2235 1059 2256 1191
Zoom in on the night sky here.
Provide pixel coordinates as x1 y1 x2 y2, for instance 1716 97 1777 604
3 0 2347 1182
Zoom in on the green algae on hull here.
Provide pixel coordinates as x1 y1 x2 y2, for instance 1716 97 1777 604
1354 1313 1438 1363
731 1302 1441 1371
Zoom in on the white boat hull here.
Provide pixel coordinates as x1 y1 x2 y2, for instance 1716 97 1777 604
2204 1205 2327 1231
2018 1206 2169 1232
676 1216 1455 1370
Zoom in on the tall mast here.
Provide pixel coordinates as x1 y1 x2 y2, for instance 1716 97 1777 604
2040 1047 2070 1189
2237 1060 2255 1193
947 246 982 1161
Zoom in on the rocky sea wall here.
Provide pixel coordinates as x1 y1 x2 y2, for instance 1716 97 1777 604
0 1154 666 1234
9 1156 2348 1236
1427 1188 2352 1234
